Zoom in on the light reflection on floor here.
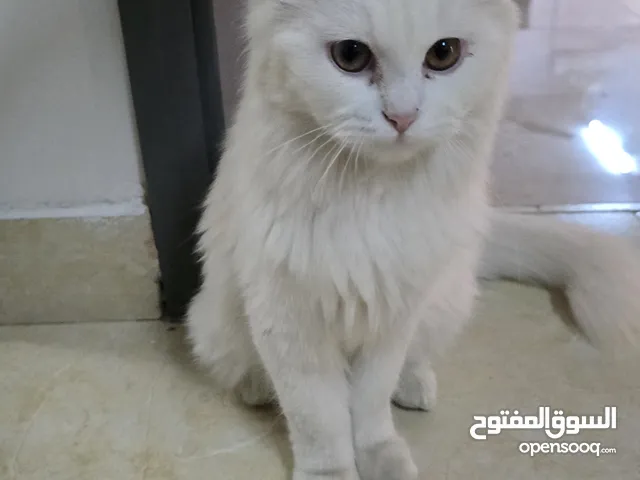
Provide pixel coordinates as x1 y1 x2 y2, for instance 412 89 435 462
491 0 640 208
580 120 638 176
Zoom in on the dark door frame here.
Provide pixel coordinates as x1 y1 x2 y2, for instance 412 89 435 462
118 0 225 319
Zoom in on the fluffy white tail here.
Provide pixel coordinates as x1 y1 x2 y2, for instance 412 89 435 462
479 211 640 354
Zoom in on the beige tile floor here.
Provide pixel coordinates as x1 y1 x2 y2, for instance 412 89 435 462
2 212 640 480
492 0 640 207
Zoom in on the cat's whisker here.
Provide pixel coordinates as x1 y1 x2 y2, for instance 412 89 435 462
442 140 465 170
315 137 350 194
264 124 332 157
293 121 352 158
332 140 352 194
284 132 331 164
309 142 342 202
284 123 343 158
266 120 350 165
339 137 359 192
270 121 350 171
448 136 473 161
354 136 365 179
304 134 341 169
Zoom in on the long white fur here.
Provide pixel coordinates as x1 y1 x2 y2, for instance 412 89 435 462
481 212 640 353
187 0 640 478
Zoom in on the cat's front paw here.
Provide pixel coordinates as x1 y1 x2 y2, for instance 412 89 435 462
356 436 418 480
392 362 437 411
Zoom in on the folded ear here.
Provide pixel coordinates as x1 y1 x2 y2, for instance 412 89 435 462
245 0 298 38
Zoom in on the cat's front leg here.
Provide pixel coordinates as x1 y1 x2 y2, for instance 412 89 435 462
350 323 419 480
394 257 479 411
245 277 358 480
392 322 438 412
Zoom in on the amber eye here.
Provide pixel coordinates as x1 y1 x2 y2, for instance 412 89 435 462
330 40 373 73
424 38 463 72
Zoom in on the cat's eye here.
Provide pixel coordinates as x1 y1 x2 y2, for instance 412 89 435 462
424 38 463 72
330 40 373 73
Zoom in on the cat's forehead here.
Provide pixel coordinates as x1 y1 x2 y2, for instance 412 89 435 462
284 0 507 43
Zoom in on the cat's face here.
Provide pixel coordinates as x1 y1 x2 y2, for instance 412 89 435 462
253 0 519 164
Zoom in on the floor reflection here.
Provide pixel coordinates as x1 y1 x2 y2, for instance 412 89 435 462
580 120 638 176
491 0 640 208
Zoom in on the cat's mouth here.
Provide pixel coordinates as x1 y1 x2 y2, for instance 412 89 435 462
361 136 429 165
377 131 423 148
393 133 411 144
328 126 430 165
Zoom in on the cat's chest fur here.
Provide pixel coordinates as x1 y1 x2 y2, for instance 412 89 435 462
234 157 487 325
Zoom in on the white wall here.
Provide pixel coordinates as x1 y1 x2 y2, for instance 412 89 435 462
0 0 143 214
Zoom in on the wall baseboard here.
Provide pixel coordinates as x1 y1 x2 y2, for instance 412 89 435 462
497 203 640 214
0 213 160 325
0 200 147 220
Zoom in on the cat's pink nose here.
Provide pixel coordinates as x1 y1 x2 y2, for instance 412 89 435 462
383 111 418 134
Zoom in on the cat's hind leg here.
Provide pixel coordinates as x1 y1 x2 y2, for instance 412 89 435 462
186 267 275 407
393 263 478 411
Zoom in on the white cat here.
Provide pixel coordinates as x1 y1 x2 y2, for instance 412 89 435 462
187 0 640 478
